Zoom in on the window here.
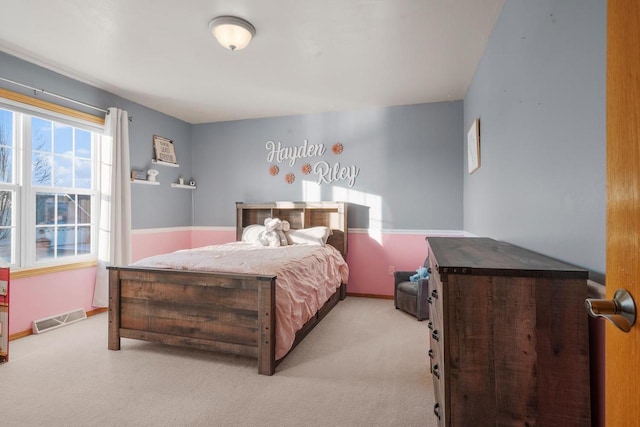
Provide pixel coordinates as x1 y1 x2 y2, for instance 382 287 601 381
0 105 101 268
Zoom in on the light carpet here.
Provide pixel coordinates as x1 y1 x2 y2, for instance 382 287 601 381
0 297 435 427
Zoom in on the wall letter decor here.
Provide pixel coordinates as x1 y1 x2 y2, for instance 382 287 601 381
265 139 360 187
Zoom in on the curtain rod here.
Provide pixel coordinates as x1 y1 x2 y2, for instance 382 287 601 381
0 76 109 114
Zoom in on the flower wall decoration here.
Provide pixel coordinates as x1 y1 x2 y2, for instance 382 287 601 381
285 173 296 184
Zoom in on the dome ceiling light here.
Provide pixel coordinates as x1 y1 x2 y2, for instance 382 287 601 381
208 16 256 51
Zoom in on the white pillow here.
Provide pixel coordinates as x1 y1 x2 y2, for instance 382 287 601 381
241 224 265 242
286 227 333 246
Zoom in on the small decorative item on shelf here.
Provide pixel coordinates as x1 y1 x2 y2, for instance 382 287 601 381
147 169 159 182
131 170 146 181
189 179 196 187
179 175 184 185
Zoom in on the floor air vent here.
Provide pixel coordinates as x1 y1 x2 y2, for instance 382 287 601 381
32 308 87 334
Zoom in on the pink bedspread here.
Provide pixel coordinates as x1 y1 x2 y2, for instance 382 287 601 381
131 242 349 360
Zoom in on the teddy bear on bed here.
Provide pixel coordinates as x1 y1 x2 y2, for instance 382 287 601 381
255 217 290 247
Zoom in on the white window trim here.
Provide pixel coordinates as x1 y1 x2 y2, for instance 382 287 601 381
0 90 105 271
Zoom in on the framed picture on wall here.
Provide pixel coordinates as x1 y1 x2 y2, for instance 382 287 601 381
153 135 177 164
467 118 480 174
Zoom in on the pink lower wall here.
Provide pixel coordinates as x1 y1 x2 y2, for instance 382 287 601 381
190 228 237 250
9 267 97 336
131 228 194 262
347 232 430 295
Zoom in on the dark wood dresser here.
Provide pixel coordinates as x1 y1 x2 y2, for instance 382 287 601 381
426 237 591 426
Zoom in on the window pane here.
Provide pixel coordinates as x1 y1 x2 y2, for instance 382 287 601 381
53 155 72 187
75 158 91 189
36 226 54 261
56 226 75 257
77 226 90 254
0 110 14 185
75 129 91 158
0 227 12 265
0 148 13 184
0 191 12 228
32 152 53 186
31 117 52 152
0 109 13 148
77 195 91 223
0 190 13 265
57 194 71 224
36 193 55 225
53 123 72 154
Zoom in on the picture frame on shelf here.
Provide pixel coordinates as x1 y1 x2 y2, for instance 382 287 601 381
131 170 147 181
153 135 177 164
467 118 480 174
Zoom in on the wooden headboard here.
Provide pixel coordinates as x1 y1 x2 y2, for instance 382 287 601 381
236 201 348 257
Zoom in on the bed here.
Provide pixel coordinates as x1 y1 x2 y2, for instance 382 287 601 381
108 201 348 375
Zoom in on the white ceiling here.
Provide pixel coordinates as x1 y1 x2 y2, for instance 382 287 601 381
0 0 504 124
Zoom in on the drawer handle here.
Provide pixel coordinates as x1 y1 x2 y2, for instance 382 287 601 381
433 363 440 379
431 289 438 299
427 296 432 305
427 267 432 274
432 330 439 342
434 403 441 420
428 321 433 331
428 349 434 359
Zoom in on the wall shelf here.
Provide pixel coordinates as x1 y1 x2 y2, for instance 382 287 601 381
132 179 160 185
152 159 179 168
171 183 196 189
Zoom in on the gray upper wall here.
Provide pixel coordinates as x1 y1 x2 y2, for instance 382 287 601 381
191 102 464 230
463 0 606 279
0 51 464 233
0 50 193 229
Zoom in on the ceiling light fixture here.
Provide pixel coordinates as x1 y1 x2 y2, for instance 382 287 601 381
208 16 256 51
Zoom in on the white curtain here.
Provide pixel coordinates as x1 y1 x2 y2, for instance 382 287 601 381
92 107 132 307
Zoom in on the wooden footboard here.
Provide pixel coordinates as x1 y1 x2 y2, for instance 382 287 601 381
108 266 345 375
108 266 277 375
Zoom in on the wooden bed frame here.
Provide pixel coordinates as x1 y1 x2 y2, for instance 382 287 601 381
108 201 348 375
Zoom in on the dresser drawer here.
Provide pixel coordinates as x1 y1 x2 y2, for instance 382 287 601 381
430 338 446 425
427 321 441 370
428 253 440 284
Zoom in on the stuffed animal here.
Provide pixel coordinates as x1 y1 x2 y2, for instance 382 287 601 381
276 220 290 246
409 266 429 282
255 217 282 247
